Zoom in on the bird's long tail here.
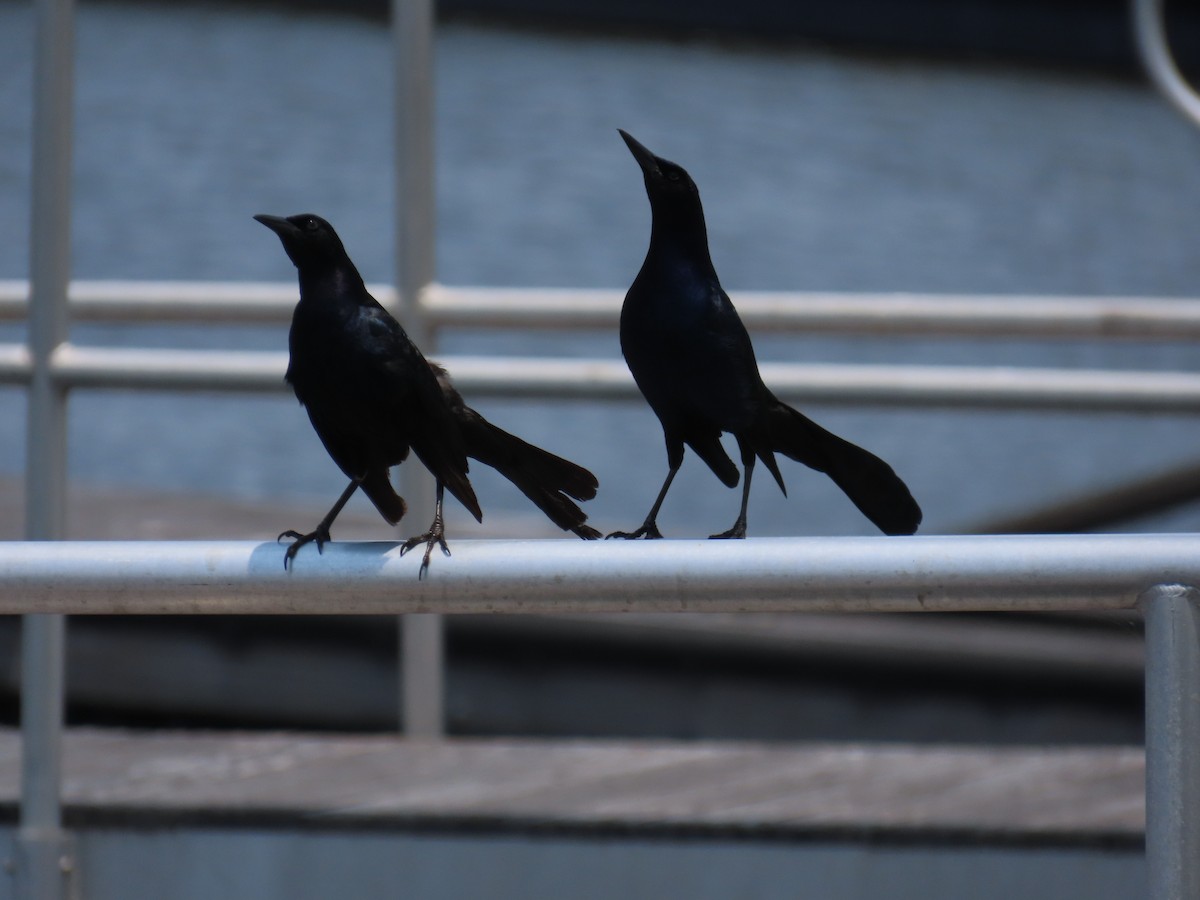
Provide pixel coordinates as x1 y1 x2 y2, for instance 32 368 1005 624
456 407 601 539
766 401 922 536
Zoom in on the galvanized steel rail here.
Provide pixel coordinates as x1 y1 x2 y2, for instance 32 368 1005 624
8 284 1200 414
8 280 1200 338
11 346 1200 412
0 535 1193 614
20 0 74 896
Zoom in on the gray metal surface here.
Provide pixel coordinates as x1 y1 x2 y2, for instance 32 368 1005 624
7 281 1200 339
392 0 443 738
1142 585 1200 900
0 535 1195 615
437 357 1200 412
423 286 1200 338
10 347 1200 413
20 0 75 896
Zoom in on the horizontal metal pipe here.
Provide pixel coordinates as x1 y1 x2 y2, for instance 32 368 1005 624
3 345 1200 413
0 344 31 382
5 280 1200 339
0 279 308 324
447 356 1200 412
424 285 1200 339
48 344 289 392
0 535 1195 615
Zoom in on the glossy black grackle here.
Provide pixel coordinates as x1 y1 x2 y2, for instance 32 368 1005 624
256 213 600 576
608 131 921 540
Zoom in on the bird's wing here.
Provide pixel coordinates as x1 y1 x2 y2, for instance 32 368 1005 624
353 305 482 520
684 282 767 429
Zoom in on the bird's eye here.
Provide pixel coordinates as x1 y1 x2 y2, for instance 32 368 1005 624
666 171 682 183
304 218 319 231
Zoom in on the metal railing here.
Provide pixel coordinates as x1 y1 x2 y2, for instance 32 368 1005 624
0 537 1198 899
20 0 75 897
0 534 1191 614
7 285 1200 410
9 280 1200 335
9 0 1200 896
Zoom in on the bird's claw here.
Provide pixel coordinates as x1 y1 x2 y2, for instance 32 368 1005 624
400 529 451 580
279 526 331 570
605 522 664 540
709 521 747 540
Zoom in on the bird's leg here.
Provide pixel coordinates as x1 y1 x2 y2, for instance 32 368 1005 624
607 466 678 540
400 481 450 580
710 452 754 540
279 478 360 570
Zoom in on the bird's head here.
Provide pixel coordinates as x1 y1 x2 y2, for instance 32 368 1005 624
253 213 348 270
619 130 700 205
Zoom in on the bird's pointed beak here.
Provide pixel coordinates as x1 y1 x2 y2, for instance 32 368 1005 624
619 129 661 178
253 214 298 239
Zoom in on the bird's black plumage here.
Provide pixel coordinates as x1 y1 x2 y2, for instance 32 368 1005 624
255 213 600 576
608 131 922 540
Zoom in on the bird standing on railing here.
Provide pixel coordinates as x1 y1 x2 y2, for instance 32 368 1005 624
608 131 922 540
255 213 600 576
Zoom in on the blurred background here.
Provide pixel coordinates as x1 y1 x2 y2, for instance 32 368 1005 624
1 0 1198 746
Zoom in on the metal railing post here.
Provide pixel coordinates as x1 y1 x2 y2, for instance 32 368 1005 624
392 0 444 738
1142 584 1200 900
18 0 76 896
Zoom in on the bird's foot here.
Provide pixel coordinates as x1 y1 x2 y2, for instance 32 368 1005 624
709 520 747 540
278 525 332 570
605 521 664 540
573 524 602 540
400 525 451 580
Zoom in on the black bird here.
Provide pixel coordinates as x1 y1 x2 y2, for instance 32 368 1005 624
608 131 921 540
255 213 600 576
